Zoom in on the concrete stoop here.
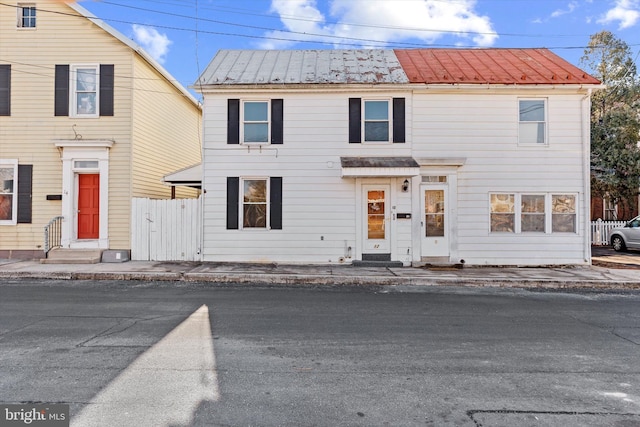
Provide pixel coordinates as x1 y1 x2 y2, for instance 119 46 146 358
42 249 103 264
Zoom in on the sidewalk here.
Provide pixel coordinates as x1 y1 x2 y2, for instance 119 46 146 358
0 255 639 289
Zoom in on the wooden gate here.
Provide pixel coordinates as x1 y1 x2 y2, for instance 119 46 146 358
131 197 202 261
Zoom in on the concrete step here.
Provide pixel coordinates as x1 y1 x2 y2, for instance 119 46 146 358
352 260 404 268
42 249 103 264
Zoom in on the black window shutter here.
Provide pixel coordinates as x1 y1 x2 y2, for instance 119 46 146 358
227 177 239 229
271 99 283 144
348 98 361 143
54 65 69 117
99 64 114 116
227 99 240 144
0 64 10 116
393 98 405 143
270 177 282 230
17 165 32 224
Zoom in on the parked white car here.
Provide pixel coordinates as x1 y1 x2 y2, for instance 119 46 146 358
610 216 640 251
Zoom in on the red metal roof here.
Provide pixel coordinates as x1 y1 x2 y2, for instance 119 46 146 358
394 48 601 85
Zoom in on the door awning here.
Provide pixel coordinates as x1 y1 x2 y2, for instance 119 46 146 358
340 157 420 178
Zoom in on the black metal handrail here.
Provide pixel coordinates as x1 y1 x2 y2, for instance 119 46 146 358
44 216 64 255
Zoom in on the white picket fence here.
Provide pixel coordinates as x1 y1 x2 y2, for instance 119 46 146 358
131 197 202 261
591 219 627 246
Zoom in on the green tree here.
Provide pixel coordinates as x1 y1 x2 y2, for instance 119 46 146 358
581 31 640 217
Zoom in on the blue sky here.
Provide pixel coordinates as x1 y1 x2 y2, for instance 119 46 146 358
78 0 640 98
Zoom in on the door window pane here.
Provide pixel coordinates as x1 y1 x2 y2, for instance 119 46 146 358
367 190 385 239
425 190 445 237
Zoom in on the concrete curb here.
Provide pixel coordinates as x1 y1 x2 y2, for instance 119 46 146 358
2 271 640 290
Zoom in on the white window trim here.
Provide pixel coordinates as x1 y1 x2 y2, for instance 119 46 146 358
240 177 270 230
0 159 18 226
518 98 547 146
490 192 578 234
70 64 100 118
17 4 36 29
241 100 270 144
362 98 391 143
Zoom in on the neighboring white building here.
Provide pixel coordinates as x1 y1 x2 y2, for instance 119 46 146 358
196 49 601 266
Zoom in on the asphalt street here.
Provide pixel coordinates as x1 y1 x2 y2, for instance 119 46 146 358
1 279 640 426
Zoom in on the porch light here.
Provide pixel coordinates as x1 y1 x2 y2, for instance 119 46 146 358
402 179 410 193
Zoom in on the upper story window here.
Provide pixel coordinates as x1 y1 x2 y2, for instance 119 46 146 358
18 4 36 28
243 101 269 143
227 99 283 145
519 99 546 145
71 66 99 117
55 64 114 118
349 97 405 144
363 100 390 142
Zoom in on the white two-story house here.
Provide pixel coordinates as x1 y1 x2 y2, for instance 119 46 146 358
196 49 601 266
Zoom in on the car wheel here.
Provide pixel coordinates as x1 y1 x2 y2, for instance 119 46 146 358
612 235 626 252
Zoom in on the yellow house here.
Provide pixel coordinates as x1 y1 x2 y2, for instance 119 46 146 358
0 1 201 259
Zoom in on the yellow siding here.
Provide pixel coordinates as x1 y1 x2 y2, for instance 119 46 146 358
131 54 201 202
0 0 201 252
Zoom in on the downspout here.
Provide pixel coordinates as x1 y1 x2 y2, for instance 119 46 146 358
583 89 593 264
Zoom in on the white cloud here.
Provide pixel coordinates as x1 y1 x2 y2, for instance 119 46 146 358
260 0 497 49
551 1 578 18
132 24 172 64
598 0 640 29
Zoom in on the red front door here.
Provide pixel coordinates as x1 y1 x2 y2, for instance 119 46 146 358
78 174 100 239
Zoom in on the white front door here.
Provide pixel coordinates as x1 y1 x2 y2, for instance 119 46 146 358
362 185 391 254
421 185 449 257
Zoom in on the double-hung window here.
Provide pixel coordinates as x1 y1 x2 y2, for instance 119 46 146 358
227 99 283 145
18 4 36 28
349 97 405 143
71 65 99 117
490 194 515 232
519 99 546 145
552 195 576 232
490 193 576 233
0 160 18 225
521 195 545 232
243 101 269 143
227 177 282 230
55 64 114 117
242 178 268 228
363 100 390 142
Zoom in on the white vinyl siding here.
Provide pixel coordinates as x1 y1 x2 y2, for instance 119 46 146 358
201 84 590 265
